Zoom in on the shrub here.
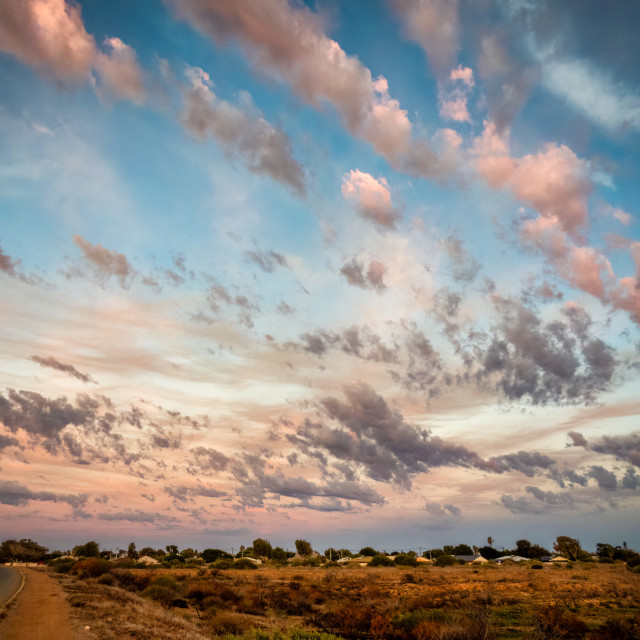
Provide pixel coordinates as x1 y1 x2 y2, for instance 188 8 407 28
48 557 77 573
72 558 112 579
370 554 394 567
532 606 587 639
97 573 116 586
233 558 259 570
599 557 614 564
434 555 455 567
140 584 179 607
531 564 543 570
394 554 418 567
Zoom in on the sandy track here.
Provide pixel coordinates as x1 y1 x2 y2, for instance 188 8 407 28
0 568 78 640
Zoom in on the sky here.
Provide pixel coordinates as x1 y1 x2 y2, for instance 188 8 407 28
0 0 639 555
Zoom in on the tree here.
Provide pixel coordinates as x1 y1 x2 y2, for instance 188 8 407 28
370 554 394 567
73 541 100 558
295 539 313 557
0 538 48 563
166 544 179 555
424 548 444 559
272 546 288 563
139 546 157 558
434 554 456 566
324 547 338 561
487 536 494 547
515 539 532 558
201 548 233 563
252 538 273 559
359 546 378 557
554 536 581 561
478 545 501 560
596 543 615 560
127 542 138 559
180 547 196 560
528 544 550 560
452 544 473 555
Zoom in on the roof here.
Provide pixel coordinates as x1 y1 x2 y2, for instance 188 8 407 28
495 555 529 562
455 554 488 563
137 555 159 564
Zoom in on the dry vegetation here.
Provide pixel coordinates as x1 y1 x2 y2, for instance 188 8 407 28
51 560 640 640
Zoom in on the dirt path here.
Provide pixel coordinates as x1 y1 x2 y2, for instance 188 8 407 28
0 567 78 640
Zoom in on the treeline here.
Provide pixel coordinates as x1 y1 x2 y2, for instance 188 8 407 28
2 535 639 569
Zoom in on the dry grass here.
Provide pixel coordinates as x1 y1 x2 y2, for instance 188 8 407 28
52 561 640 639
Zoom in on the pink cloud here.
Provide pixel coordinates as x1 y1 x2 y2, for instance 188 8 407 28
72 235 135 289
475 122 591 239
0 0 96 84
342 170 400 228
95 37 146 104
392 0 460 78
601 203 633 226
167 0 448 177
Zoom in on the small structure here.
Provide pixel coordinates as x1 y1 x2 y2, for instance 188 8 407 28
137 555 159 565
495 555 529 563
455 554 489 564
541 555 568 563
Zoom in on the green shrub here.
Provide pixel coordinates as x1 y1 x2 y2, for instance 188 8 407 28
434 555 455 567
531 564 543 570
394 554 418 567
599 557 614 564
72 558 112 579
141 584 179 606
369 554 394 567
232 558 259 570
48 557 77 573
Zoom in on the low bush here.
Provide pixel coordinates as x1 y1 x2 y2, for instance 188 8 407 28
72 558 112 579
233 558 259 570
370 554 394 567
140 584 179 607
532 605 587 639
531 564 543 570
394 554 418 567
48 557 77 573
434 555 455 567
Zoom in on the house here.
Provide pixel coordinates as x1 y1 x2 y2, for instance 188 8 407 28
455 554 489 564
541 555 568 563
137 555 159 565
495 555 529 563
416 556 431 563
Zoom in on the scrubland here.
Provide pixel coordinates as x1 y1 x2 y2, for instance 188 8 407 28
52 559 640 639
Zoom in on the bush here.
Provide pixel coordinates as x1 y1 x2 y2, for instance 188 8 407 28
532 606 587 639
141 584 179 607
531 564 543 570
48 557 77 573
233 558 259 570
394 554 418 567
370 554 395 567
599 557 614 564
72 558 112 579
434 555 455 567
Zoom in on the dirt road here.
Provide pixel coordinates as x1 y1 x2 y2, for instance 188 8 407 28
0 567 78 640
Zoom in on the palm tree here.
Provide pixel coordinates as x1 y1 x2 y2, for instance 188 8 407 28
487 536 493 547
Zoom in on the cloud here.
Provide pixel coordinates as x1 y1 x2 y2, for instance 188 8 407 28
246 249 288 273
71 235 136 289
0 244 23 279
165 483 226 503
97 509 179 524
438 65 474 123
424 501 462 528
588 465 618 491
167 0 447 177
485 451 556 477
190 446 230 473
30 355 97 384
180 66 305 195
0 479 87 509
479 296 616 405
541 57 640 134
392 0 460 78
341 170 401 229
0 434 19 450
525 485 573 507
0 0 96 84
290 382 483 489
500 493 544 515
340 257 388 293
568 432 640 467
95 37 146 104
441 233 481 282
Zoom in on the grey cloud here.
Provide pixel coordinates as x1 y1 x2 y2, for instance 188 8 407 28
564 468 588 486
441 234 481 283
283 498 355 512
525 485 573 507
425 501 462 520
97 509 179 524
246 249 288 273
278 300 294 315
485 450 556 477
480 298 616 404
588 465 618 491
71 235 136 289
291 382 483 488
30 355 97 385
570 432 640 467
567 431 588 447
150 428 182 450
191 446 229 472
0 479 88 509
180 67 305 196
501 493 545 514
165 483 226 503
0 433 19 449
622 468 640 490
340 258 388 293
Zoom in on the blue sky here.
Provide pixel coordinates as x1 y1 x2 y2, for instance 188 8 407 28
0 0 639 555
